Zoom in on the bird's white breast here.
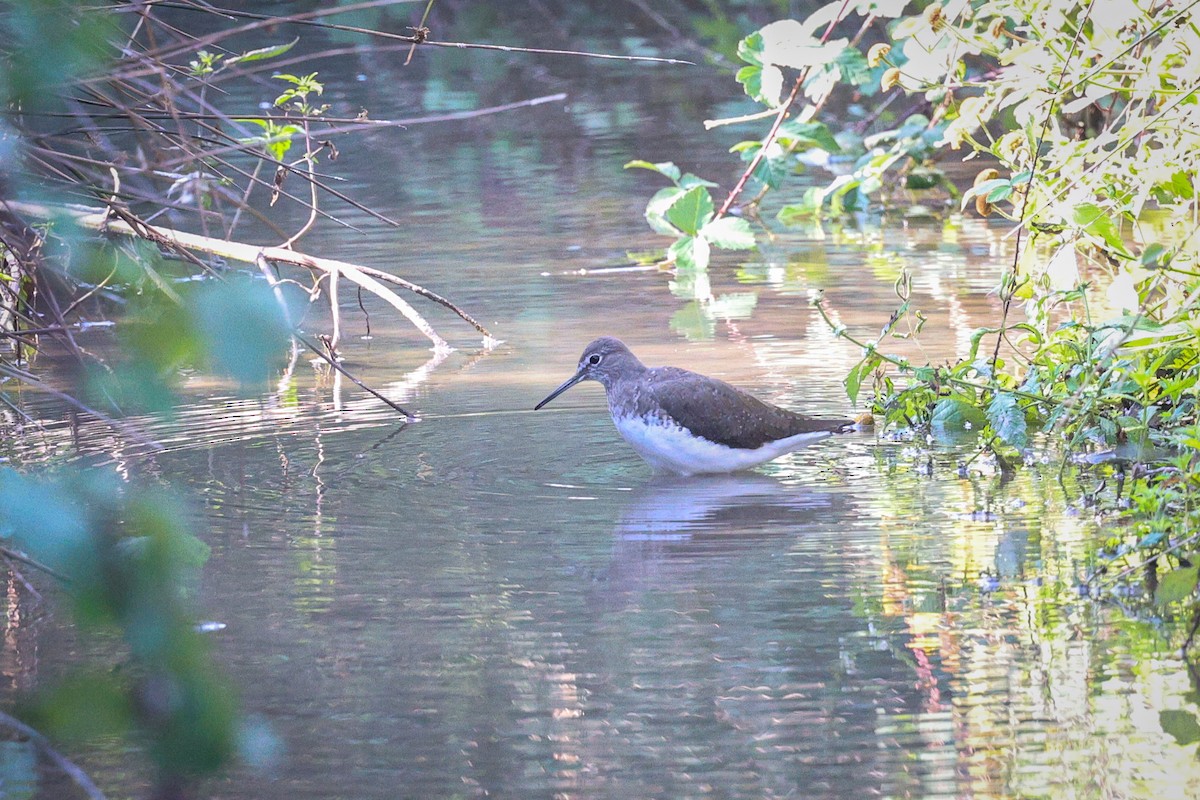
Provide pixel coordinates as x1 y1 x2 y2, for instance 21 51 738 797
612 415 832 475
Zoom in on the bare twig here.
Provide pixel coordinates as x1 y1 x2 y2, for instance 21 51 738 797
256 253 410 418
0 709 108 800
279 118 320 249
132 3 696 67
152 92 569 171
0 545 71 584
404 0 436 65
296 334 416 419
990 0 1098 370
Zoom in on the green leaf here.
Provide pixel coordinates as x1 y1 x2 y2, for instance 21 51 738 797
699 216 756 250
624 160 682 184
190 277 291 390
967 327 1000 362
778 120 842 153
961 178 1009 210
739 144 789 190
736 30 764 66
736 64 769 105
1160 710 1200 745
33 670 134 742
845 362 865 404
1155 565 1199 604
644 186 687 236
678 173 720 189
1140 242 1169 269
906 167 943 190
1073 202 1130 255
987 392 1029 449
777 191 822 223
0 470 93 579
668 236 710 271
931 397 988 431
846 354 882 404
665 186 715 237
227 37 299 65
986 184 1014 202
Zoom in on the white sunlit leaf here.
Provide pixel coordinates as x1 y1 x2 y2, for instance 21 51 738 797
761 64 784 106
1106 271 1139 314
758 20 849 71
1045 244 1080 291
940 95 990 149
700 216 757 250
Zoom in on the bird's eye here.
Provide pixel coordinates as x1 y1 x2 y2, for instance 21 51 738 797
588 354 602 366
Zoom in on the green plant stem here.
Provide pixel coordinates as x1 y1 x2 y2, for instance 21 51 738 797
812 296 1053 406
990 0 1099 371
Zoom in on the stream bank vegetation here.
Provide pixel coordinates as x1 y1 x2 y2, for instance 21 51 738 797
0 1 687 795
632 0 1200 684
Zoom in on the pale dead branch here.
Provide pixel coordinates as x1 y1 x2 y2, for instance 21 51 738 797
6 201 494 350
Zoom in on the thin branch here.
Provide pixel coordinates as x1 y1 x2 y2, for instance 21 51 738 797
404 0 436 66
348 263 494 341
990 0 1098 370
0 545 72 585
296 334 416 419
279 118 320 249
715 0 853 218
102 0 428 69
152 92 569 170
0 710 108 800
255 253 411 418
135 3 696 66
811 295 1053 406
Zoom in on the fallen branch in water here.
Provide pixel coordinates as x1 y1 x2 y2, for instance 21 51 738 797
255 252 416 419
4 200 495 352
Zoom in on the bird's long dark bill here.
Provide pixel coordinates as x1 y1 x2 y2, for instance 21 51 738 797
534 371 586 410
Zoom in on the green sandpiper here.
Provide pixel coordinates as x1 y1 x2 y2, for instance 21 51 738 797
534 337 855 475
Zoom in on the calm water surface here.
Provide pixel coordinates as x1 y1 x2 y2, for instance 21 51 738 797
12 11 1200 799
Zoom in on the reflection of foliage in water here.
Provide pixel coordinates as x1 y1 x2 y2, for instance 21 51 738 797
846 449 1200 795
